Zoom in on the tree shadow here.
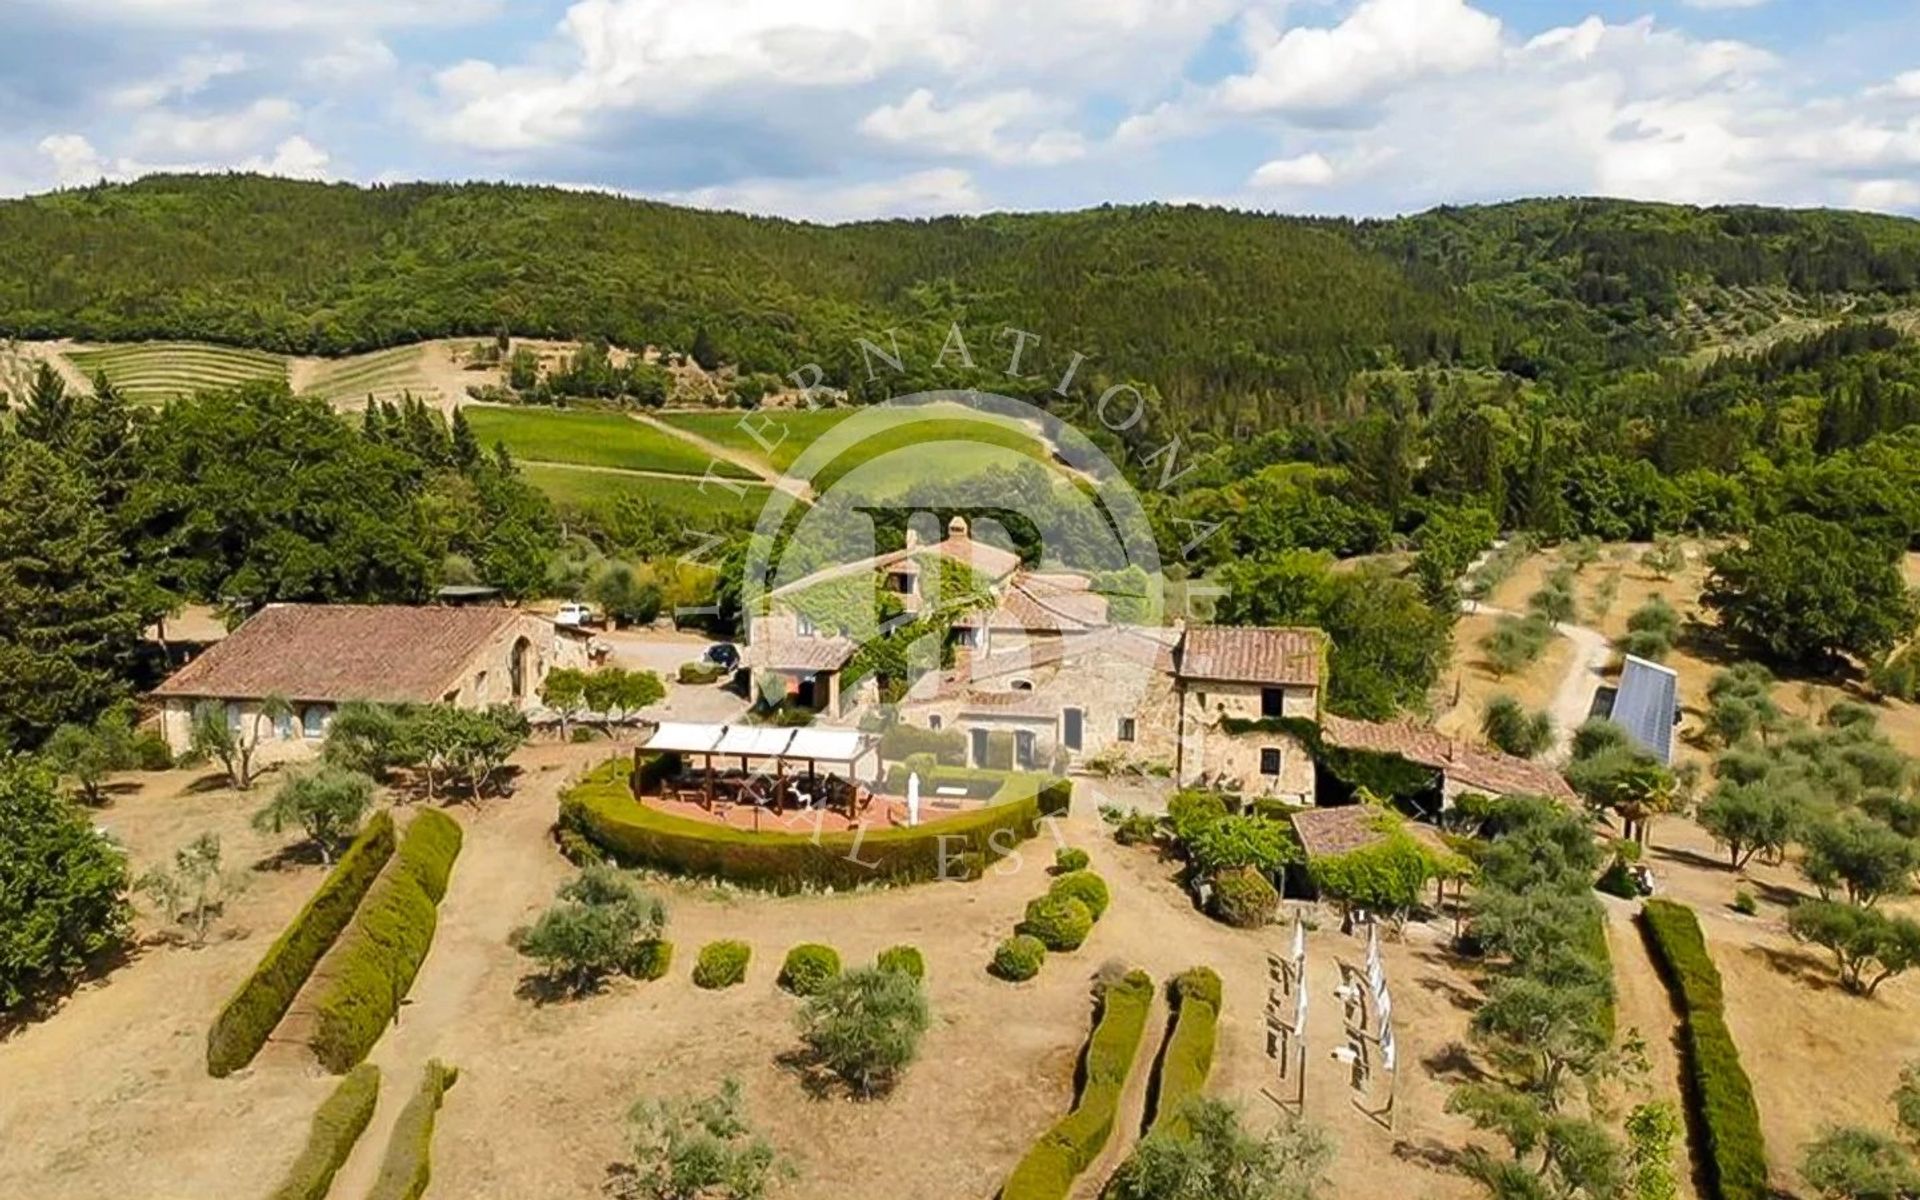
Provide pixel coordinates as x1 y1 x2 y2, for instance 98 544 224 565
1393 1137 1468 1173
1414 974 1482 1013
1648 844 1735 873
182 769 238 794
250 841 327 873
1421 1040 1488 1086
0 939 147 1041
514 971 599 1007
1747 942 1837 991
772 1047 901 1102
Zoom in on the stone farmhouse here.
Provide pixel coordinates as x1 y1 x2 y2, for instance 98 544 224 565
150 604 592 760
749 517 1571 807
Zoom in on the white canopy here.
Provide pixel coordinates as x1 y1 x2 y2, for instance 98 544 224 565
783 728 870 763
713 725 799 757
643 722 725 754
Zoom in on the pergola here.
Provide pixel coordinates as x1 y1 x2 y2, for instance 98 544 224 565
635 722 882 818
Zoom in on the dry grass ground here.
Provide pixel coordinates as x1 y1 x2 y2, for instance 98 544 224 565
1435 609 1576 740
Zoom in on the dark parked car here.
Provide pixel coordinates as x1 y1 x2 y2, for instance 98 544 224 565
704 642 740 671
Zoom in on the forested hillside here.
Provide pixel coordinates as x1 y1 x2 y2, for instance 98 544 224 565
8 176 1920 433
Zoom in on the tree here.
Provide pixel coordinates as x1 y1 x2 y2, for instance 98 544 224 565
1704 515 1917 668
321 701 407 778
616 1078 785 1200
1640 539 1685 581
41 701 141 806
1625 1101 1682 1200
1109 1097 1331 1200
0 437 145 750
1482 614 1553 678
1801 1126 1920 1200
252 767 375 862
1527 569 1578 626
589 563 663 628
1801 812 1920 906
1589 756 1677 846
1622 596 1680 662
0 760 131 1013
583 669 667 730
1695 782 1800 869
541 668 590 739
1471 973 1616 1107
1186 814 1298 876
188 695 290 790
135 833 239 949
400 704 528 800
1788 900 1920 996
1705 663 1783 747
795 965 930 1098
1482 695 1555 758
513 865 668 996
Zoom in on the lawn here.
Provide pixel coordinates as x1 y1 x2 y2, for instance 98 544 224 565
521 462 773 521
64 341 288 401
464 406 757 479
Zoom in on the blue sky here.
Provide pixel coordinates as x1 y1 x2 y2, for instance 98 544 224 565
6 0 1918 221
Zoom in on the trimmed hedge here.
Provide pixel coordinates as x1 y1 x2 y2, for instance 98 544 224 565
1019 895 1093 952
1048 871 1110 921
1052 847 1090 874
879 724 967 766
694 940 751 989
779 943 841 995
267 1063 381 1200
366 1059 459 1200
630 939 673 981
992 935 1047 981
206 812 396 1077
1640 899 1767 1200
1002 969 1155 1200
307 812 464 1073
884 759 1015 800
1148 968 1222 1137
563 758 1066 892
877 944 925 980
1210 865 1279 929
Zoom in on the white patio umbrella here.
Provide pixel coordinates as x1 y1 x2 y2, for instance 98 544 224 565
906 771 921 827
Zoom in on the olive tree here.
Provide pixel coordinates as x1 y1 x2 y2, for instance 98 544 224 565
795 966 930 1098
251 767 375 862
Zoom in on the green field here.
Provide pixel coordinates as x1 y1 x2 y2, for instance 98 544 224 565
65 341 288 401
659 403 1054 490
463 406 756 479
304 344 438 405
521 463 773 521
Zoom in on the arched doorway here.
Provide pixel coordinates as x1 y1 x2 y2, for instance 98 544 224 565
509 637 532 701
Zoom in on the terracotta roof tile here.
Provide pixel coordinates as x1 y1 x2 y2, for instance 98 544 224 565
1320 714 1576 801
1178 627 1324 686
742 636 858 672
151 604 531 704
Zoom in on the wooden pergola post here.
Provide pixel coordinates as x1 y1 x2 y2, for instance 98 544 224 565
776 757 786 815
703 753 715 810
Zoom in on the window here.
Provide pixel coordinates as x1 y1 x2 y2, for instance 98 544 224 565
275 710 295 740
928 715 942 731
1259 747 1283 777
797 612 817 636
1117 717 1136 743
1015 730 1037 769
1011 678 1033 692
226 703 244 733
301 706 328 739
1062 707 1083 752
1261 687 1285 719
970 728 990 767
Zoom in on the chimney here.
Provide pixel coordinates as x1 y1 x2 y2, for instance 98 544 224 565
947 514 969 541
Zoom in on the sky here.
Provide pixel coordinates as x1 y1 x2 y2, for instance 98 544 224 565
5 0 1918 223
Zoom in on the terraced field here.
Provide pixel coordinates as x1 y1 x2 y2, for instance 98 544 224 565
521 463 772 522
299 344 441 406
63 341 288 401
464 405 757 479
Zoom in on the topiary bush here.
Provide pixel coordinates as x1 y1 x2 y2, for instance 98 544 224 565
1053 847 1090 874
1209 865 1279 929
1019 894 1094 952
207 812 396 1077
1640 899 1767 1200
992 934 1047 981
306 813 463 1073
876 945 925 980
267 1062 381 1200
1049 870 1111 921
365 1059 458 1200
1002 969 1154 1200
1149 968 1223 1136
778 943 841 995
628 939 673 981
693 940 751 989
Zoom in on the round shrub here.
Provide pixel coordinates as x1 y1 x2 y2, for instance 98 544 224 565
1210 866 1278 929
876 944 925 980
1172 965 1223 1011
1053 847 1090 874
778 943 842 995
1019 894 1094 952
991 934 1047 981
1048 870 1110 921
692 940 751 989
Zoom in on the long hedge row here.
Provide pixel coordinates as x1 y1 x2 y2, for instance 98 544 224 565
308 811 464 1073
1002 969 1155 1200
267 1062 381 1200
366 1059 459 1200
1639 899 1768 1200
1146 968 1222 1137
563 758 1069 893
206 812 397 1077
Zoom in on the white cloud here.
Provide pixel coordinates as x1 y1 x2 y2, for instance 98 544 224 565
1851 179 1920 212
662 167 983 223
1248 151 1336 188
1216 0 1504 115
41 0 496 31
302 38 398 84
128 97 299 158
39 135 110 187
109 50 249 109
241 135 332 179
1876 70 1920 101
860 89 1085 165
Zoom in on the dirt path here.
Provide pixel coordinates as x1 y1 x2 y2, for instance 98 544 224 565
626 410 816 504
1070 985 1167 1199
1472 602 1612 761
1602 898 1701 1200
